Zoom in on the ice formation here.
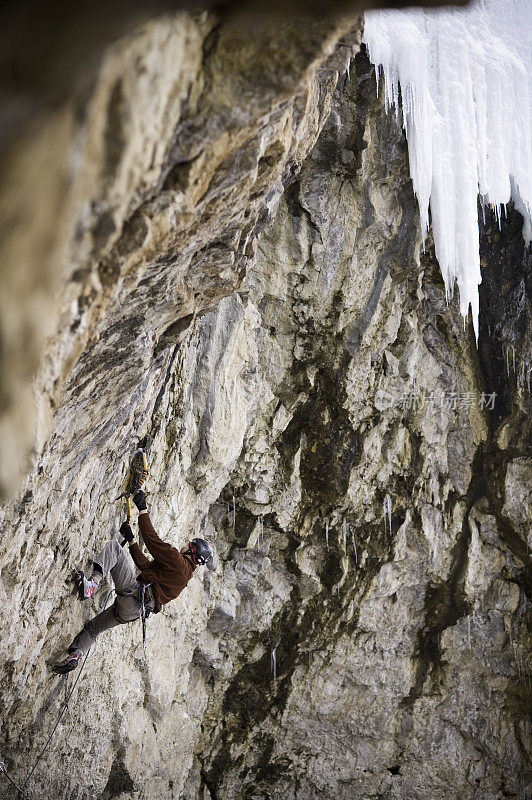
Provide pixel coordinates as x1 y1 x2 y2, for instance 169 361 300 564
383 493 392 535
363 0 532 336
351 531 358 563
271 643 278 684
343 517 347 555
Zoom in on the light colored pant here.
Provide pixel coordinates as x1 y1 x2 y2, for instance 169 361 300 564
70 540 154 654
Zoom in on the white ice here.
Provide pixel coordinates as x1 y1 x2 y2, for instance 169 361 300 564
342 518 347 555
271 643 278 683
383 493 392 535
363 0 532 337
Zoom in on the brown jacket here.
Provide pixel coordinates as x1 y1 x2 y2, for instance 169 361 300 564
129 513 195 613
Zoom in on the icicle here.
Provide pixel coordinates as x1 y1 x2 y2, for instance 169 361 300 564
363 1 532 340
467 615 472 650
342 518 347 555
325 518 329 551
351 531 358 564
383 494 392 535
232 493 236 530
271 643 278 685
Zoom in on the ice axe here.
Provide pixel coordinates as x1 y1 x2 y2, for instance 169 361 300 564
115 439 151 544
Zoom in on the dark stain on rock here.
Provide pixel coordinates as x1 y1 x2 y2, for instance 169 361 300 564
285 177 323 243
202 505 396 799
162 154 200 193
257 140 285 180
278 357 360 505
92 210 116 253
98 253 120 286
72 314 145 391
217 492 262 558
399 445 486 713
154 314 193 356
198 136 262 206
116 212 148 256
482 446 532 600
346 180 418 357
478 200 531 428
103 78 126 181
101 754 135 799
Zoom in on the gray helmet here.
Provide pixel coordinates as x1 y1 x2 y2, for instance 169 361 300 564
191 537 213 565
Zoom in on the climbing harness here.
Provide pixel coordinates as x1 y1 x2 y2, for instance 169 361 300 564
115 581 151 654
0 588 113 798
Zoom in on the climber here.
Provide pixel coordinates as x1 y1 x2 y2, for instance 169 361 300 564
53 490 214 674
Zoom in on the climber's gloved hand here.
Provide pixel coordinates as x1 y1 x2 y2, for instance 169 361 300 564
120 522 134 543
133 489 147 511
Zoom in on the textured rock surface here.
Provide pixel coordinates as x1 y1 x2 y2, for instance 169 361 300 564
0 24 530 800
0 9 360 499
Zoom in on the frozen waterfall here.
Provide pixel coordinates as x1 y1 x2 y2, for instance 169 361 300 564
363 0 532 337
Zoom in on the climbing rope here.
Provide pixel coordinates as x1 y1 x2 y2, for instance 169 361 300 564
141 582 148 655
18 649 92 797
0 761 23 795
0 589 114 799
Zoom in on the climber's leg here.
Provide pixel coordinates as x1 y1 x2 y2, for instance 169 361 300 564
68 605 124 655
54 543 141 673
93 540 137 594
75 540 136 600
52 605 122 674
68 545 141 655
53 591 143 674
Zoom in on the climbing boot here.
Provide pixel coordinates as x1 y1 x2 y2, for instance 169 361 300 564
75 569 101 600
53 650 83 674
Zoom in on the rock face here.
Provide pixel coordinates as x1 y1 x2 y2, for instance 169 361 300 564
0 19 530 800
0 9 360 499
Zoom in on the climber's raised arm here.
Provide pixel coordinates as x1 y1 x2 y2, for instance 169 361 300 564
132 490 185 569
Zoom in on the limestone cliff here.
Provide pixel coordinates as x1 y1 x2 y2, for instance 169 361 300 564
0 13 530 800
